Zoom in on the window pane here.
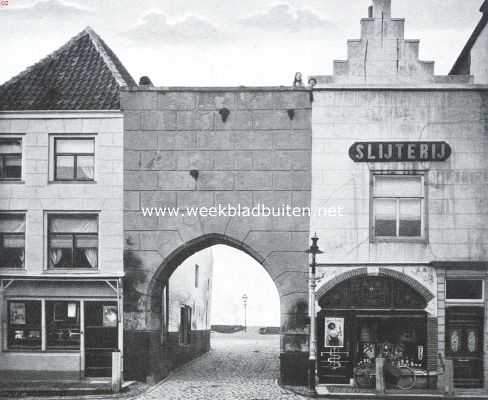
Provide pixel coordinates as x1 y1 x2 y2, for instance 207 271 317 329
375 176 422 197
57 139 94 154
77 156 94 179
0 214 26 233
8 301 42 349
446 280 483 300
49 215 98 233
374 199 397 236
56 155 75 180
4 155 22 179
46 301 80 349
399 199 422 237
0 139 21 153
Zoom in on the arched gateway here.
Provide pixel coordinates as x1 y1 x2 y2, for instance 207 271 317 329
121 87 312 384
316 270 434 385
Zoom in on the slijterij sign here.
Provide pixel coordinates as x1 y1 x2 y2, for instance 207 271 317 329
349 142 451 162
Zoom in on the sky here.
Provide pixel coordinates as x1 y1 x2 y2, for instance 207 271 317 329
0 0 484 86
210 245 280 327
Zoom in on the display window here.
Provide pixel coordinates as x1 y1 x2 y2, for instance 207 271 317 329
46 301 81 350
8 301 42 349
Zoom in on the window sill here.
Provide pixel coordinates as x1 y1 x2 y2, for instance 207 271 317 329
372 237 428 244
0 180 25 184
4 349 79 354
0 268 26 274
44 269 99 274
48 180 97 184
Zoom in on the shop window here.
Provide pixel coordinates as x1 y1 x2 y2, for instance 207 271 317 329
54 138 94 181
8 301 42 349
180 305 192 345
372 174 424 240
446 279 483 301
46 301 80 349
0 138 22 180
48 214 98 269
0 213 25 269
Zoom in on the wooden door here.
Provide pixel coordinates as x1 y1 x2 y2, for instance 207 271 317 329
446 307 484 388
317 311 354 384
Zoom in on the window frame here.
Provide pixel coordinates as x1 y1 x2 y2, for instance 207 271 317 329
0 212 26 270
46 213 99 271
370 172 427 243
0 138 22 181
53 137 95 182
445 279 485 303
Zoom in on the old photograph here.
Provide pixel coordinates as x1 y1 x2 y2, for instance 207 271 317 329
0 0 487 399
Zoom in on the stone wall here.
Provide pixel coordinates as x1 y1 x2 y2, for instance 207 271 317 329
121 87 312 385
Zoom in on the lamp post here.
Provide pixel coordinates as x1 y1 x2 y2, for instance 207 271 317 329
305 234 323 392
242 294 248 332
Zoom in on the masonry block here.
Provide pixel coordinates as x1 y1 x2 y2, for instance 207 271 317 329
142 111 177 131
197 92 236 110
235 172 273 190
177 111 214 130
140 191 177 209
158 171 195 190
141 151 177 170
197 171 234 190
158 92 196 110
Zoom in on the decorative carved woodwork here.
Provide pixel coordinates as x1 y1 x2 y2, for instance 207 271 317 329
319 276 427 310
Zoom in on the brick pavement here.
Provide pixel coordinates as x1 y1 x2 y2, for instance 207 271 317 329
135 328 307 400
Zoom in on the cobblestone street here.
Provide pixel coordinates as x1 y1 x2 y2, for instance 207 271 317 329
135 329 306 400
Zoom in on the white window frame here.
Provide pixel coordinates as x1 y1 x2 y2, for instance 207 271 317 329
371 172 427 242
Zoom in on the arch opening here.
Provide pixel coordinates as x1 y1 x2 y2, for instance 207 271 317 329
144 234 282 382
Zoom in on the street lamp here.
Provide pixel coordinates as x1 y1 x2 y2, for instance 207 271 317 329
242 294 248 332
305 234 323 392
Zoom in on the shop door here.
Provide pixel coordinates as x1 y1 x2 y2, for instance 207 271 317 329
84 302 118 377
446 307 484 388
317 311 354 384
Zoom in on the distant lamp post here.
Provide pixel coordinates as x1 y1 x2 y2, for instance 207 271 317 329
305 234 323 392
242 294 248 332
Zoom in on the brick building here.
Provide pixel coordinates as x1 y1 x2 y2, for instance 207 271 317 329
0 28 128 381
311 0 488 395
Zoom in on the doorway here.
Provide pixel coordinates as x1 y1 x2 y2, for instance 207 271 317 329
446 307 484 388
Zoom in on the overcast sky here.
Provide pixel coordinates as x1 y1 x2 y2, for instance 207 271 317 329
0 0 484 86
211 245 280 326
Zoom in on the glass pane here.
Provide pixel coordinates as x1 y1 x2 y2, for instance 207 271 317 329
0 139 21 154
75 234 98 248
0 247 24 269
56 139 94 154
49 234 73 248
375 176 422 197
374 199 396 237
49 215 98 233
467 330 477 353
76 156 94 179
446 280 483 300
4 155 22 178
0 214 25 233
74 247 98 268
56 155 74 180
8 301 42 349
399 199 422 237
46 301 80 349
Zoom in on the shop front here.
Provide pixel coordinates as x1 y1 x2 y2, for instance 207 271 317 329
317 272 435 390
0 277 123 381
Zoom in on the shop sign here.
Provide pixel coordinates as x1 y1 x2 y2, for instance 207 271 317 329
349 142 451 162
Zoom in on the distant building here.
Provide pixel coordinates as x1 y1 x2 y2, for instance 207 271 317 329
0 27 129 381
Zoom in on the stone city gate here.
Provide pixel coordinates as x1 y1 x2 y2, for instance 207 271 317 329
121 86 313 384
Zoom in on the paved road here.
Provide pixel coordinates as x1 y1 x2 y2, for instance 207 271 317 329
136 328 306 400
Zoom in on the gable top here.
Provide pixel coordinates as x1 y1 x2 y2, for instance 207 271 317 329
0 27 136 111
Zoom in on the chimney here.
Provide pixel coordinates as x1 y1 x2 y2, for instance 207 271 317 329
139 76 153 86
372 0 391 19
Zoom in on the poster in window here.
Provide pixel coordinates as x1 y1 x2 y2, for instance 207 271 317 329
67 303 77 319
10 303 26 325
53 303 65 321
103 305 117 327
325 317 344 348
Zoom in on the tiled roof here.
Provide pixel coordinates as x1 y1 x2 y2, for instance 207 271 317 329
0 27 136 111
